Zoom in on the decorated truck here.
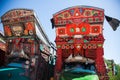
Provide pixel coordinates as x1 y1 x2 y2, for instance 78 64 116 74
0 9 52 80
51 6 110 80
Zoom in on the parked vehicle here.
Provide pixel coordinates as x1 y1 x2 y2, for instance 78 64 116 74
51 6 108 80
1 8 53 80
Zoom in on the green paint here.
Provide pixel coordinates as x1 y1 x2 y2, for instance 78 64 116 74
92 10 95 14
0 68 17 71
84 39 88 43
70 28 74 32
72 75 99 80
40 44 43 51
59 67 99 80
57 45 61 48
82 27 86 32
60 73 99 80
98 44 102 47
0 67 29 80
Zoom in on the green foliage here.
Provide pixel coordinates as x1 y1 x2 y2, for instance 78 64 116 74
105 59 120 80
109 66 120 80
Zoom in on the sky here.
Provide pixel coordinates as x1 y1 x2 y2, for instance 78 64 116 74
0 0 120 64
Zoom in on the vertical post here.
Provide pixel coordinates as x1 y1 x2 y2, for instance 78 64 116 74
54 48 62 80
55 48 62 72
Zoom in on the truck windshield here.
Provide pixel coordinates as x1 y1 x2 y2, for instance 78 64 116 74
60 62 98 80
64 62 96 72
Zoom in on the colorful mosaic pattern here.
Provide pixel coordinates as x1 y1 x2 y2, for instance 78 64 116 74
1 9 34 21
53 6 104 26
